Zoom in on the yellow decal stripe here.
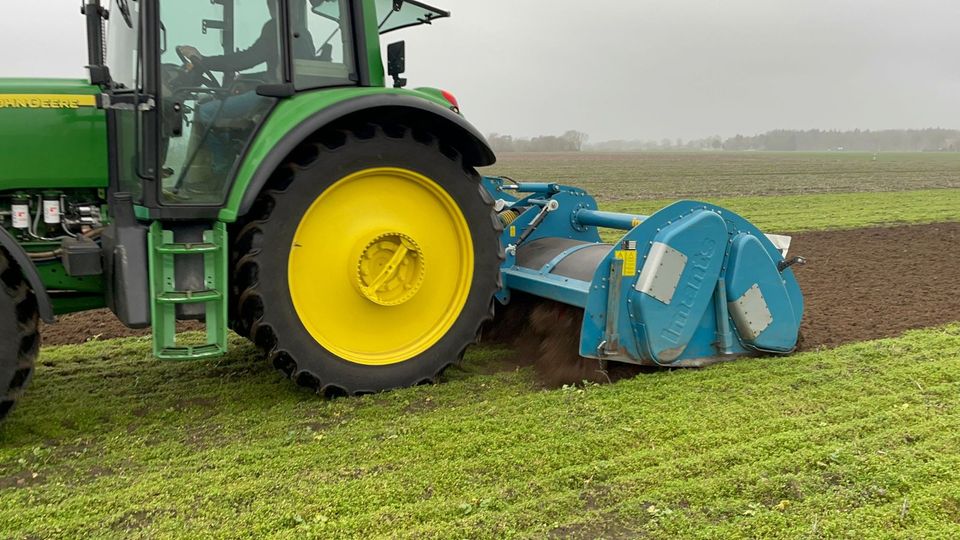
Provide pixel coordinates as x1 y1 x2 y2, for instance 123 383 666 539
0 94 97 110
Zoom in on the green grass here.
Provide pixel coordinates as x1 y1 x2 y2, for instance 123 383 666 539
2 326 960 538
605 188 960 233
483 151 960 201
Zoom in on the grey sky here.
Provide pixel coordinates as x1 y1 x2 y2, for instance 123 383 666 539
4 0 959 141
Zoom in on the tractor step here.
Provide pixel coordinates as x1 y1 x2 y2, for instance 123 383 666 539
158 344 227 361
148 222 229 361
155 242 220 255
156 290 223 304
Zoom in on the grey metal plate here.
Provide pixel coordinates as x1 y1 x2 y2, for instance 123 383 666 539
765 234 792 257
728 284 774 340
634 242 687 304
552 244 614 281
515 238 589 270
515 238 612 281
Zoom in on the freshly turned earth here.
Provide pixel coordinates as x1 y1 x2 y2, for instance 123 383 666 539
41 312 201 346
790 221 960 349
41 223 960 355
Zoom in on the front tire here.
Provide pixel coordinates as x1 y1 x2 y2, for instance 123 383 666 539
232 124 500 395
0 249 40 421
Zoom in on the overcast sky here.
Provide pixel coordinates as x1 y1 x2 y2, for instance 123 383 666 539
3 0 959 141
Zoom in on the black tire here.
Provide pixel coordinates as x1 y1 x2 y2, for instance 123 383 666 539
231 124 501 395
0 249 40 421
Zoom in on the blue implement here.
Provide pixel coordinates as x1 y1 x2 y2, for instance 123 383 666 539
484 177 804 367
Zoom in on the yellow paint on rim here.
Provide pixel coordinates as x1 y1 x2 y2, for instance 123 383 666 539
357 232 426 307
288 167 474 366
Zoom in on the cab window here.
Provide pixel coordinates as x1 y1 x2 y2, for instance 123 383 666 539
157 0 282 204
291 0 358 89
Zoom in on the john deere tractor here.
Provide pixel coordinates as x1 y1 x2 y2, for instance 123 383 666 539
0 0 805 420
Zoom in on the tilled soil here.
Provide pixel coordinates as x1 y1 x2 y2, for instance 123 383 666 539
792 222 960 349
42 223 960 362
41 312 201 347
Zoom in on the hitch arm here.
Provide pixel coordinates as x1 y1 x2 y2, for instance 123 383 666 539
778 256 807 273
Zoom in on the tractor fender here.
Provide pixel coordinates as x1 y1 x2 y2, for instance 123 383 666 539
0 228 54 323
234 93 496 219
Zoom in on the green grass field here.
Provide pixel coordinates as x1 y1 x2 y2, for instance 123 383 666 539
608 189 960 234
1 327 958 538
2 151 959 539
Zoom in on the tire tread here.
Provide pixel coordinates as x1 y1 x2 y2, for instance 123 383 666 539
229 124 501 396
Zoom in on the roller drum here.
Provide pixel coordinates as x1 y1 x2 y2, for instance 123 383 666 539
515 238 612 282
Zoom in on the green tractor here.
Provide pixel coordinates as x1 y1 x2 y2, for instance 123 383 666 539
0 0 807 421
0 0 501 418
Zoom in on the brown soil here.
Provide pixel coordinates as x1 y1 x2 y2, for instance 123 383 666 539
486 222 960 386
40 223 960 384
41 311 201 347
792 222 960 349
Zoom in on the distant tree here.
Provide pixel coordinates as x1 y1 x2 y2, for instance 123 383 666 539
562 130 590 151
487 133 516 153
484 130 592 153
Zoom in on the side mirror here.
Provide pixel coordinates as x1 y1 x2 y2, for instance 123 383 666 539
387 41 407 88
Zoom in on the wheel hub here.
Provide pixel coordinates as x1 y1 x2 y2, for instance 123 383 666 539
356 232 426 306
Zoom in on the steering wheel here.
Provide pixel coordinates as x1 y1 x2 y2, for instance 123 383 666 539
176 45 221 89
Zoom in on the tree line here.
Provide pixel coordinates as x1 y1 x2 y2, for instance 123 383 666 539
487 131 589 153
490 129 960 152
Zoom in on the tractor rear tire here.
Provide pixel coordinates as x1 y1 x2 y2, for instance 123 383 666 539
0 249 40 421
232 124 501 395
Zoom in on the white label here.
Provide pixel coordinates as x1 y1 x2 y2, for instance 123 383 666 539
11 204 29 229
43 199 60 224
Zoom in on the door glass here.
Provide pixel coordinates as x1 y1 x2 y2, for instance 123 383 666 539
157 0 282 205
106 0 144 200
106 0 142 90
291 0 357 89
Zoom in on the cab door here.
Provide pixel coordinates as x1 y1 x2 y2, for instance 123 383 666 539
102 0 158 207
151 0 283 212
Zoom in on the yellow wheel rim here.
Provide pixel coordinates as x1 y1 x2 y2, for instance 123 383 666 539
288 167 474 366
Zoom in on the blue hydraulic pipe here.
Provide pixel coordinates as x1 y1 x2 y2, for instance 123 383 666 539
513 182 561 194
574 209 649 230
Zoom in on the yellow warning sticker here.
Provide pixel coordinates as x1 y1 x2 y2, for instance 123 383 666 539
631 217 643 228
614 250 637 276
509 225 516 238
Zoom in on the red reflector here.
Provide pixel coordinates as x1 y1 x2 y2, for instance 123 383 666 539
441 90 460 110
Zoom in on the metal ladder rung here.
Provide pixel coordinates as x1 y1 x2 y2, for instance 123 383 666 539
156 290 223 304
159 344 226 361
156 242 220 255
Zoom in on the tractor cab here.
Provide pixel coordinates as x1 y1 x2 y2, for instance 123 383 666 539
94 0 449 218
